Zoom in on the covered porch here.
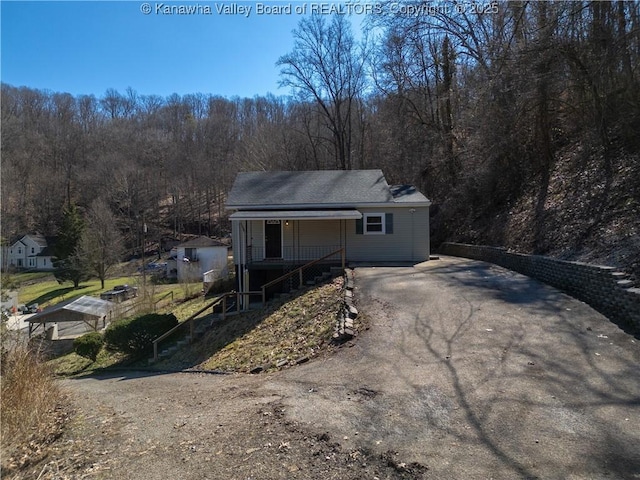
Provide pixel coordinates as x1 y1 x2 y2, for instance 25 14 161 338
230 209 361 267
230 210 359 300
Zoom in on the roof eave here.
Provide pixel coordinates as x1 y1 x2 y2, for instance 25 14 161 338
225 201 431 211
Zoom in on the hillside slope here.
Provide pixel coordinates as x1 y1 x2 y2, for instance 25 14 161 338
440 140 640 281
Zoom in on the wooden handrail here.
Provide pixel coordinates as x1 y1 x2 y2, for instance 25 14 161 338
261 248 345 304
152 290 263 360
153 294 226 361
153 291 174 311
119 303 138 318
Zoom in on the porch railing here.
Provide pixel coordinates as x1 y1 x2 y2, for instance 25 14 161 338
260 248 345 305
247 245 342 264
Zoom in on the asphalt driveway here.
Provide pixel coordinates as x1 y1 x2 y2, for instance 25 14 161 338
61 256 640 479
270 256 640 479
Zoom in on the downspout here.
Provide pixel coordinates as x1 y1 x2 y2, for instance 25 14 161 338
410 209 416 261
341 219 345 260
237 220 246 310
243 220 249 310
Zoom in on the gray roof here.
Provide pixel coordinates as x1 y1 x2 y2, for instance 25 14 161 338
11 234 50 248
390 185 429 203
226 170 430 208
229 210 362 221
28 234 49 248
36 246 54 257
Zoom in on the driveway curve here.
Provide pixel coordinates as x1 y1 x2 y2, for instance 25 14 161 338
270 256 640 478
63 256 640 480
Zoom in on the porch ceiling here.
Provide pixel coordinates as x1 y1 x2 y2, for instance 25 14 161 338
229 210 362 221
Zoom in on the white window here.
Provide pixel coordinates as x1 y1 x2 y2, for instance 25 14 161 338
364 213 385 234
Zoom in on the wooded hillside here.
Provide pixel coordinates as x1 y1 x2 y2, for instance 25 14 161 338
2 1 639 275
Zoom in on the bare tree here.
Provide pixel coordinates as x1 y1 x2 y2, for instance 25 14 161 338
79 199 124 289
277 15 368 170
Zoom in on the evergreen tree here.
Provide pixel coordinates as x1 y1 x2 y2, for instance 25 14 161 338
53 204 89 288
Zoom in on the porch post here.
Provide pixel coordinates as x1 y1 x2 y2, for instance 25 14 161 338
238 220 248 310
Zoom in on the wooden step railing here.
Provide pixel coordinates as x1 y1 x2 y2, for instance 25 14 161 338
153 291 174 311
152 248 345 360
260 247 345 305
152 290 261 361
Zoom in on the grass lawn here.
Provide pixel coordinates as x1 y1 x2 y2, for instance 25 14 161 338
7 271 52 283
49 278 345 376
48 347 133 376
15 269 205 309
18 276 139 308
49 292 209 376
154 277 345 373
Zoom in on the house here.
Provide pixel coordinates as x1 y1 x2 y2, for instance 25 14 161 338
226 169 431 293
172 236 229 283
3 234 55 271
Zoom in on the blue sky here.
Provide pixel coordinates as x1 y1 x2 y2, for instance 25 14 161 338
1 1 359 99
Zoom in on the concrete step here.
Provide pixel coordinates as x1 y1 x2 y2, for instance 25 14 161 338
159 347 177 359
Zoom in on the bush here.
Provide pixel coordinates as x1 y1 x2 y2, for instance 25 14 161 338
73 332 103 361
104 313 178 356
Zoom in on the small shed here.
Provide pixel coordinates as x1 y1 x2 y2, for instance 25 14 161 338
28 295 114 338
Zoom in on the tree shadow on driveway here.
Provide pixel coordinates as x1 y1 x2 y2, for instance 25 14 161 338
349 259 640 479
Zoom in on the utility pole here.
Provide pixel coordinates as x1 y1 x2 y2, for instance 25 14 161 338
142 221 148 292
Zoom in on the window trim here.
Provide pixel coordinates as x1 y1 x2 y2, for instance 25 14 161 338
364 213 385 235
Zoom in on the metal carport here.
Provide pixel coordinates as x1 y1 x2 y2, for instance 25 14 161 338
28 295 114 338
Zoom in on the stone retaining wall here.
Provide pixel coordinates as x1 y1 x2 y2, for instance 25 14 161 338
334 269 357 341
440 242 640 331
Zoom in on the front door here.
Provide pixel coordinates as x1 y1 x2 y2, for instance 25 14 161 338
264 220 282 258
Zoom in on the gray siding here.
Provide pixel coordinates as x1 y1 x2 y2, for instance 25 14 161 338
231 206 429 264
294 219 342 259
345 207 429 262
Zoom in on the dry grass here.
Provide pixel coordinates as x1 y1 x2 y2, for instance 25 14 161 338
157 277 345 373
1 331 69 475
48 348 130 377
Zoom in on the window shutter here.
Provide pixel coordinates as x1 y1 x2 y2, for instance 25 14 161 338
385 213 394 234
356 218 363 235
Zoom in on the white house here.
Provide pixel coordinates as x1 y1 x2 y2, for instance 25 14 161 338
174 237 229 283
3 234 55 271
